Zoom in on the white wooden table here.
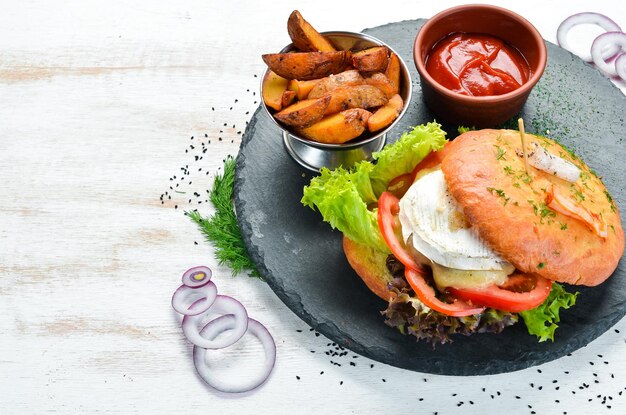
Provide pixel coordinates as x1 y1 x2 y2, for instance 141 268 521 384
2 1 625 413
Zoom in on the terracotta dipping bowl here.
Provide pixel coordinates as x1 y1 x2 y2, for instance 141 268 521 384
413 4 547 127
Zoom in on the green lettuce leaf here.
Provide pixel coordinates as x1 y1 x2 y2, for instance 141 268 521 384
520 282 578 342
301 162 387 252
370 121 447 195
301 123 448 252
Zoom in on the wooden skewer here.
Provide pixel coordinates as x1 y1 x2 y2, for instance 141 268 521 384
518 118 529 174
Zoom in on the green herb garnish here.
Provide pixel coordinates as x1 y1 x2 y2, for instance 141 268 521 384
604 189 617 213
187 156 261 278
494 145 506 160
571 186 585 202
527 200 556 223
487 187 510 206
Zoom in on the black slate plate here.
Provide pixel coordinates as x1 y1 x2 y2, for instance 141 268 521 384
234 19 626 375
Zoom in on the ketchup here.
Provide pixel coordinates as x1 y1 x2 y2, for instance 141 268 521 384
426 33 530 96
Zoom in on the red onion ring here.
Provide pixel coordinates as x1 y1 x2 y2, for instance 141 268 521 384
182 295 248 349
193 315 276 393
182 265 212 288
615 53 626 81
171 281 218 316
557 12 622 62
591 32 626 77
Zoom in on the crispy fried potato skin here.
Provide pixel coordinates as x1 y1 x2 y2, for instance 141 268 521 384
262 51 351 81
352 46 390 73
287 10 336 52
384 53 401 95
261 12 406 142
281 90 297 108
367 94 403 132
307 70 364 98
324 85 387 115
365 73 397 99
297 108 371 144
273 96 330 128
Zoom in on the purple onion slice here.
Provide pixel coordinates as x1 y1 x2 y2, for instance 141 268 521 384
171 281 218 316
557 12 622 62
591 32 626 77
182 295 248 349
182 266 212 288
193 315 276 393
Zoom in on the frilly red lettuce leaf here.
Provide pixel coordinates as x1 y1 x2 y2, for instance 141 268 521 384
382 277 518 347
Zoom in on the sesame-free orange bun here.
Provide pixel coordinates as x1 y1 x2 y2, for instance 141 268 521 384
343 237 394 300
441 129 624 286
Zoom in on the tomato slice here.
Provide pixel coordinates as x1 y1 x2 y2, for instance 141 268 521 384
377 191 423 272
409 142 451 182
447 273 552 312
385 143 452 199
405 268 485 317
386 173 413 199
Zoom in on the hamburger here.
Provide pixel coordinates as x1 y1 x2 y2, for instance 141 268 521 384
302 123 624 345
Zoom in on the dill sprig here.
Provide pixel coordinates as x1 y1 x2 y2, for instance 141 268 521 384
186 156 261 278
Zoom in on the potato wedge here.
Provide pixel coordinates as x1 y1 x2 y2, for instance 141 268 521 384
365 73 397 99
287 10 336 52
367 94 404 132
287 79 321 100
281 90 297 108
307 69 363 98
325 85 388 115
352 46 390 73
262 70 289 111
273 96 331 128
384 52 401 95
262 51 351 81
297 108 372 144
